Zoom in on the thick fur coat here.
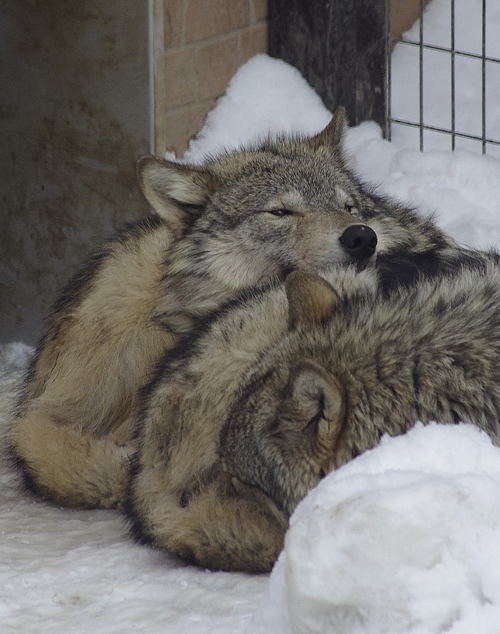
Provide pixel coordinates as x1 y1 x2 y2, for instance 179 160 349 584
221 265 500 519
130 258 500 573
9 106 463 512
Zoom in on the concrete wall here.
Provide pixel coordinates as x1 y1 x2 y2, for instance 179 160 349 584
0 0 151 344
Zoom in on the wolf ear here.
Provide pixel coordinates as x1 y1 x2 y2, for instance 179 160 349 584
309 106 347 148
285 271 340 331
287 360 343 430
137 156 213 239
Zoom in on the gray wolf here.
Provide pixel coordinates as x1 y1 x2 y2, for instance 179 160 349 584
221 266 500 519
128 267 377 572
9 106 409 510
129 255 500 573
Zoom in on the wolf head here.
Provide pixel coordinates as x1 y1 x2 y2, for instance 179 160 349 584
218 271 347 517
137 107 455 333
136 109 381 330
138 109 376 267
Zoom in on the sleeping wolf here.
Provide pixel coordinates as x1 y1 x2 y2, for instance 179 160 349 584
128 266 376 572
7 107 374 509
129 257 500 573
221 267 500 519
9 105 458 511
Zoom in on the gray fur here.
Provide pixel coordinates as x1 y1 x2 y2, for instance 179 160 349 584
221 265 500 519
8 106 463 514
130 256 500 573
128 267 376 572
8 107 388 510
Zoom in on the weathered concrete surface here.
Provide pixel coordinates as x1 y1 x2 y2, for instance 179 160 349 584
0 0 150 344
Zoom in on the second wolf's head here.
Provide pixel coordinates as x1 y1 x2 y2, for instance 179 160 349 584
219 265 500 517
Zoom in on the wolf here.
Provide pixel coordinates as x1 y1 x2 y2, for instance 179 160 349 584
220 266 500 518
128 266 378 572
10 105 414 510
128 255 500 573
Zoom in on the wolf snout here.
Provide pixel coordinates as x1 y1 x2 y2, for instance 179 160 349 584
339 225 377 260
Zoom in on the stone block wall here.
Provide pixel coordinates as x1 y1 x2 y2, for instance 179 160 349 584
154 0 268 157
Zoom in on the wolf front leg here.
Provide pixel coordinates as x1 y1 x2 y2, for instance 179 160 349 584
128 470 288 573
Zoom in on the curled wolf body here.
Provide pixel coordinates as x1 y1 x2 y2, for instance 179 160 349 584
7 108 376 509
128 267 377 572
129 258 500 573
9 106 459 511
221 265 500 519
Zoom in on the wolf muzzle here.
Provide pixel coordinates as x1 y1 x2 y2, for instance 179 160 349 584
339 225 377 260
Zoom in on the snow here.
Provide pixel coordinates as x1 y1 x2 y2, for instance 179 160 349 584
2 2 500 631
177 54 332 164
250 425 500 634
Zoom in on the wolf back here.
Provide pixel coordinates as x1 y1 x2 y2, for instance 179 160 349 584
221 263 500 520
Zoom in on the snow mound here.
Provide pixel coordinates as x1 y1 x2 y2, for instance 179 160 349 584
250 424 500 634
177 54 332 164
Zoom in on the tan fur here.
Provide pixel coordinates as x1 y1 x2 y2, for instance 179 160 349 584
222 263 500 521
10 108 388 510
130 251 500 572
10 223 175 508
10 104 461 514
285 270 341 329
14 416 132 509
128 268 376 572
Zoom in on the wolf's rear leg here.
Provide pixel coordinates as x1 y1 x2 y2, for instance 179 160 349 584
9 414 133 510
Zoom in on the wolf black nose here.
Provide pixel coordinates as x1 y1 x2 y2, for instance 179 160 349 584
339 225 377 260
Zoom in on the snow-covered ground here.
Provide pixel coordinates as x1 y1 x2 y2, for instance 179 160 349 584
2 2 500 632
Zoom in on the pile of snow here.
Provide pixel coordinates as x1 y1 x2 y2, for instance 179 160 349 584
2 1 500 630
250 424 500 634
178 55 332 164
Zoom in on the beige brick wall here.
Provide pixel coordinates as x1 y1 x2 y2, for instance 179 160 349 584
154 0 268 157
391 0 432 41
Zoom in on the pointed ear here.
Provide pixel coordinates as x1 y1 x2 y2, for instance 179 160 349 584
287 360 343 429
309 106 347 148
136 156 213 239
285 271 340 331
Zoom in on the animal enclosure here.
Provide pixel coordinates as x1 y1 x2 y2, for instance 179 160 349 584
269 0 500 155
388 0 500 155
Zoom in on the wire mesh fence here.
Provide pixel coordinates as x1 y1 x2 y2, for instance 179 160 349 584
387 0 500 156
